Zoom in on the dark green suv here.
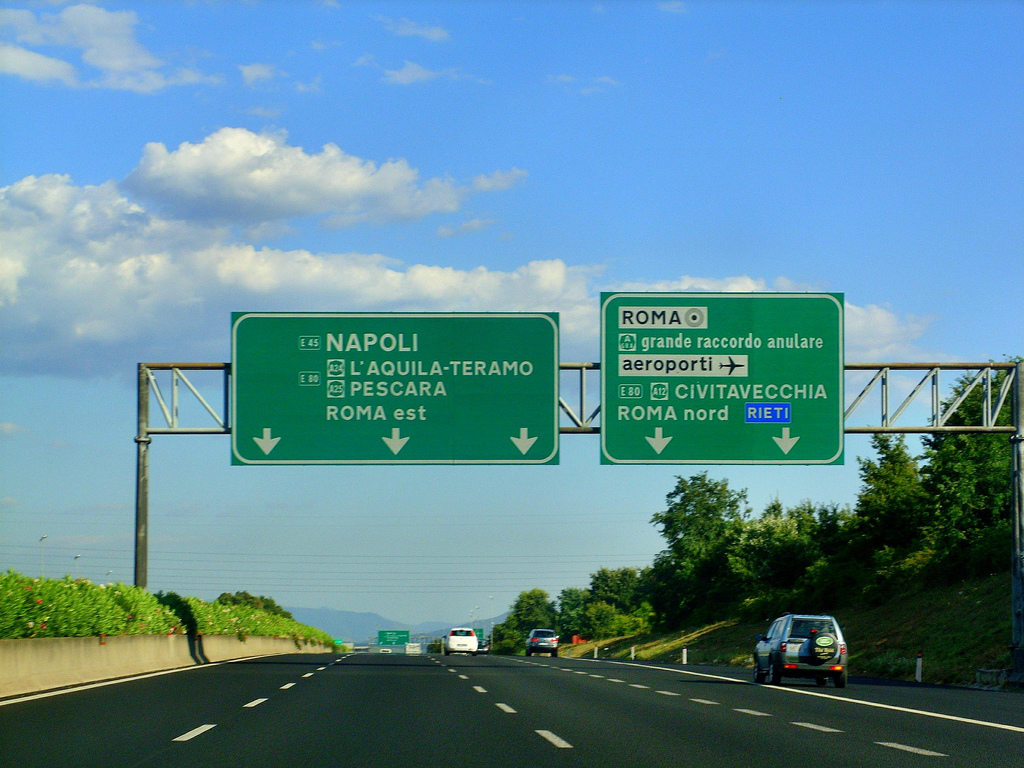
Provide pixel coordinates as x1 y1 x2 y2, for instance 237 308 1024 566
753 613 848 688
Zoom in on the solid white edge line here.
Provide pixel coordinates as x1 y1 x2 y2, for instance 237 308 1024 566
536 729 573 748
496 703 517 713
243 698 268 708
581 658 1024 734
173 723 217 742
876 742 948 757
0 653 277 708
792 722 843 733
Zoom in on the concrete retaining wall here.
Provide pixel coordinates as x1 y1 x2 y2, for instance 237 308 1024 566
0 635 331 699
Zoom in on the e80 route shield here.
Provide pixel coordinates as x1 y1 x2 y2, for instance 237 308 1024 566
231 312 559 465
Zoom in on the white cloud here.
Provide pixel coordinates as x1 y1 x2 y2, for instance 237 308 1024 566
0 41 78 86
550 73 619 95
0 422 26 436
472 168 528 192
437 218 496 238
0 149 935 377
239 63 282 86
382 60 487 86
122 127 518 227
377 16 450 42
0 4 215 93
658 1 688 13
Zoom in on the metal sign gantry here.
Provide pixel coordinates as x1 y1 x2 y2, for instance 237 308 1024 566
135 360 1023 674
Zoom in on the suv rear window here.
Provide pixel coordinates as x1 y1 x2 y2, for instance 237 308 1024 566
787 618 835 638
533 630 555 638
452 629 474 636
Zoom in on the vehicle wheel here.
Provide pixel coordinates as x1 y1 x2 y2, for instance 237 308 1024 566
833 670 848 688
753 660 767 684
525 649 531 656
443 649 449 656
815 676 828 687
552 649 558 657
769 661 783 686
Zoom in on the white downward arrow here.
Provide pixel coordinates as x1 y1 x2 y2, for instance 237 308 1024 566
773 427 800 454
253 428 280 455
382 428 410 455
646 427 673 454
510 428 538 455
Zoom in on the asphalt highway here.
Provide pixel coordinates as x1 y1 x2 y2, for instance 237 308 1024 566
2 652 1022 767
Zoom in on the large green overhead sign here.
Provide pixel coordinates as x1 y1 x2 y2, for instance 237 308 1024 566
231 313 559 465
377 630 410 646
600 293 844 464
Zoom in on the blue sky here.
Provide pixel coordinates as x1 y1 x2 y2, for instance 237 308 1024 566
1 1 1021 626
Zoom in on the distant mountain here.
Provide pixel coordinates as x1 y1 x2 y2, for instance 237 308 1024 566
287 606 509 645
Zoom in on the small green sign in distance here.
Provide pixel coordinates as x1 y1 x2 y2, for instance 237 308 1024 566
601 293 844 465
377 630 410 646
231 313 559 465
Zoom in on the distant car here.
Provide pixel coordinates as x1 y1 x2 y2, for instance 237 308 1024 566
476 637 490 654
444 627 479 656
525 628 558 657
753 613 848 688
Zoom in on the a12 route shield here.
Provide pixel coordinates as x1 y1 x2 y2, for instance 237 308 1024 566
232 312 559 464
601 293 843 464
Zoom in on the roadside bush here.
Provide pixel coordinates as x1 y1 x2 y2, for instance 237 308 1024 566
0 570 332 645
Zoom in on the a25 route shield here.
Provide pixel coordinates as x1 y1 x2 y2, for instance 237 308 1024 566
601 293 844 464
232 312 559 465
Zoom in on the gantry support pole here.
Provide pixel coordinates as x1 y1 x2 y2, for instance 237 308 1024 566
134 363 150 589
1011 361 1024 676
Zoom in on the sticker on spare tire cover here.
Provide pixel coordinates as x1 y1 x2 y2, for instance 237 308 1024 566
811 635 836 661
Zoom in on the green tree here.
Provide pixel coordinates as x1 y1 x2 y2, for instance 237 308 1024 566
648 472 750 627
556 586 589 640
491 589 557 654
919 362 1018 578
588 567 641 613
215 591 293 619
850 434 927 556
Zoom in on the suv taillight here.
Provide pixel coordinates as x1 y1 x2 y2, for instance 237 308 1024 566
840 643 846 654
780 642 787 652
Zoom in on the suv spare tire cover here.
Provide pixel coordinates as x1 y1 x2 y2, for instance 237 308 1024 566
804 633 838 664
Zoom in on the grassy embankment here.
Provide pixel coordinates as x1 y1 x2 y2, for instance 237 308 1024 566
559 574 1011 686
0 569 334 647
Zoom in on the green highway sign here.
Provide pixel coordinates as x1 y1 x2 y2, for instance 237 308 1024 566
601 293 844 464
231 313 559 465
377 630 410 646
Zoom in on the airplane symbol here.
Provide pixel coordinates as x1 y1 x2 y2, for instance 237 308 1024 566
719 356 746 376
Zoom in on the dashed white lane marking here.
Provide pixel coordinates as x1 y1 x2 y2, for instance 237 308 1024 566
280 683 295 690
793 722 843 733
317 667 326 671
536 730 573 749
589 674 605 679
243 698 268 708
302 673 314 678
690 698 720 705
173 724 216 742
876 742 948 757
448 668 456 673
607 678 625 683
586 658 1024 734
496 703 517 713
574 671 589 675
473 686 487 693
734 708 772 717
629 684 650 689
656 690 681 696
458 674 469 680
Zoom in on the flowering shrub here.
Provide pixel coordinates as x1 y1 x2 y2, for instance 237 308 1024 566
0 570 331 645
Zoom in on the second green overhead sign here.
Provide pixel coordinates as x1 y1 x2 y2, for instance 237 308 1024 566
600 293 844 465
232 313 559 465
